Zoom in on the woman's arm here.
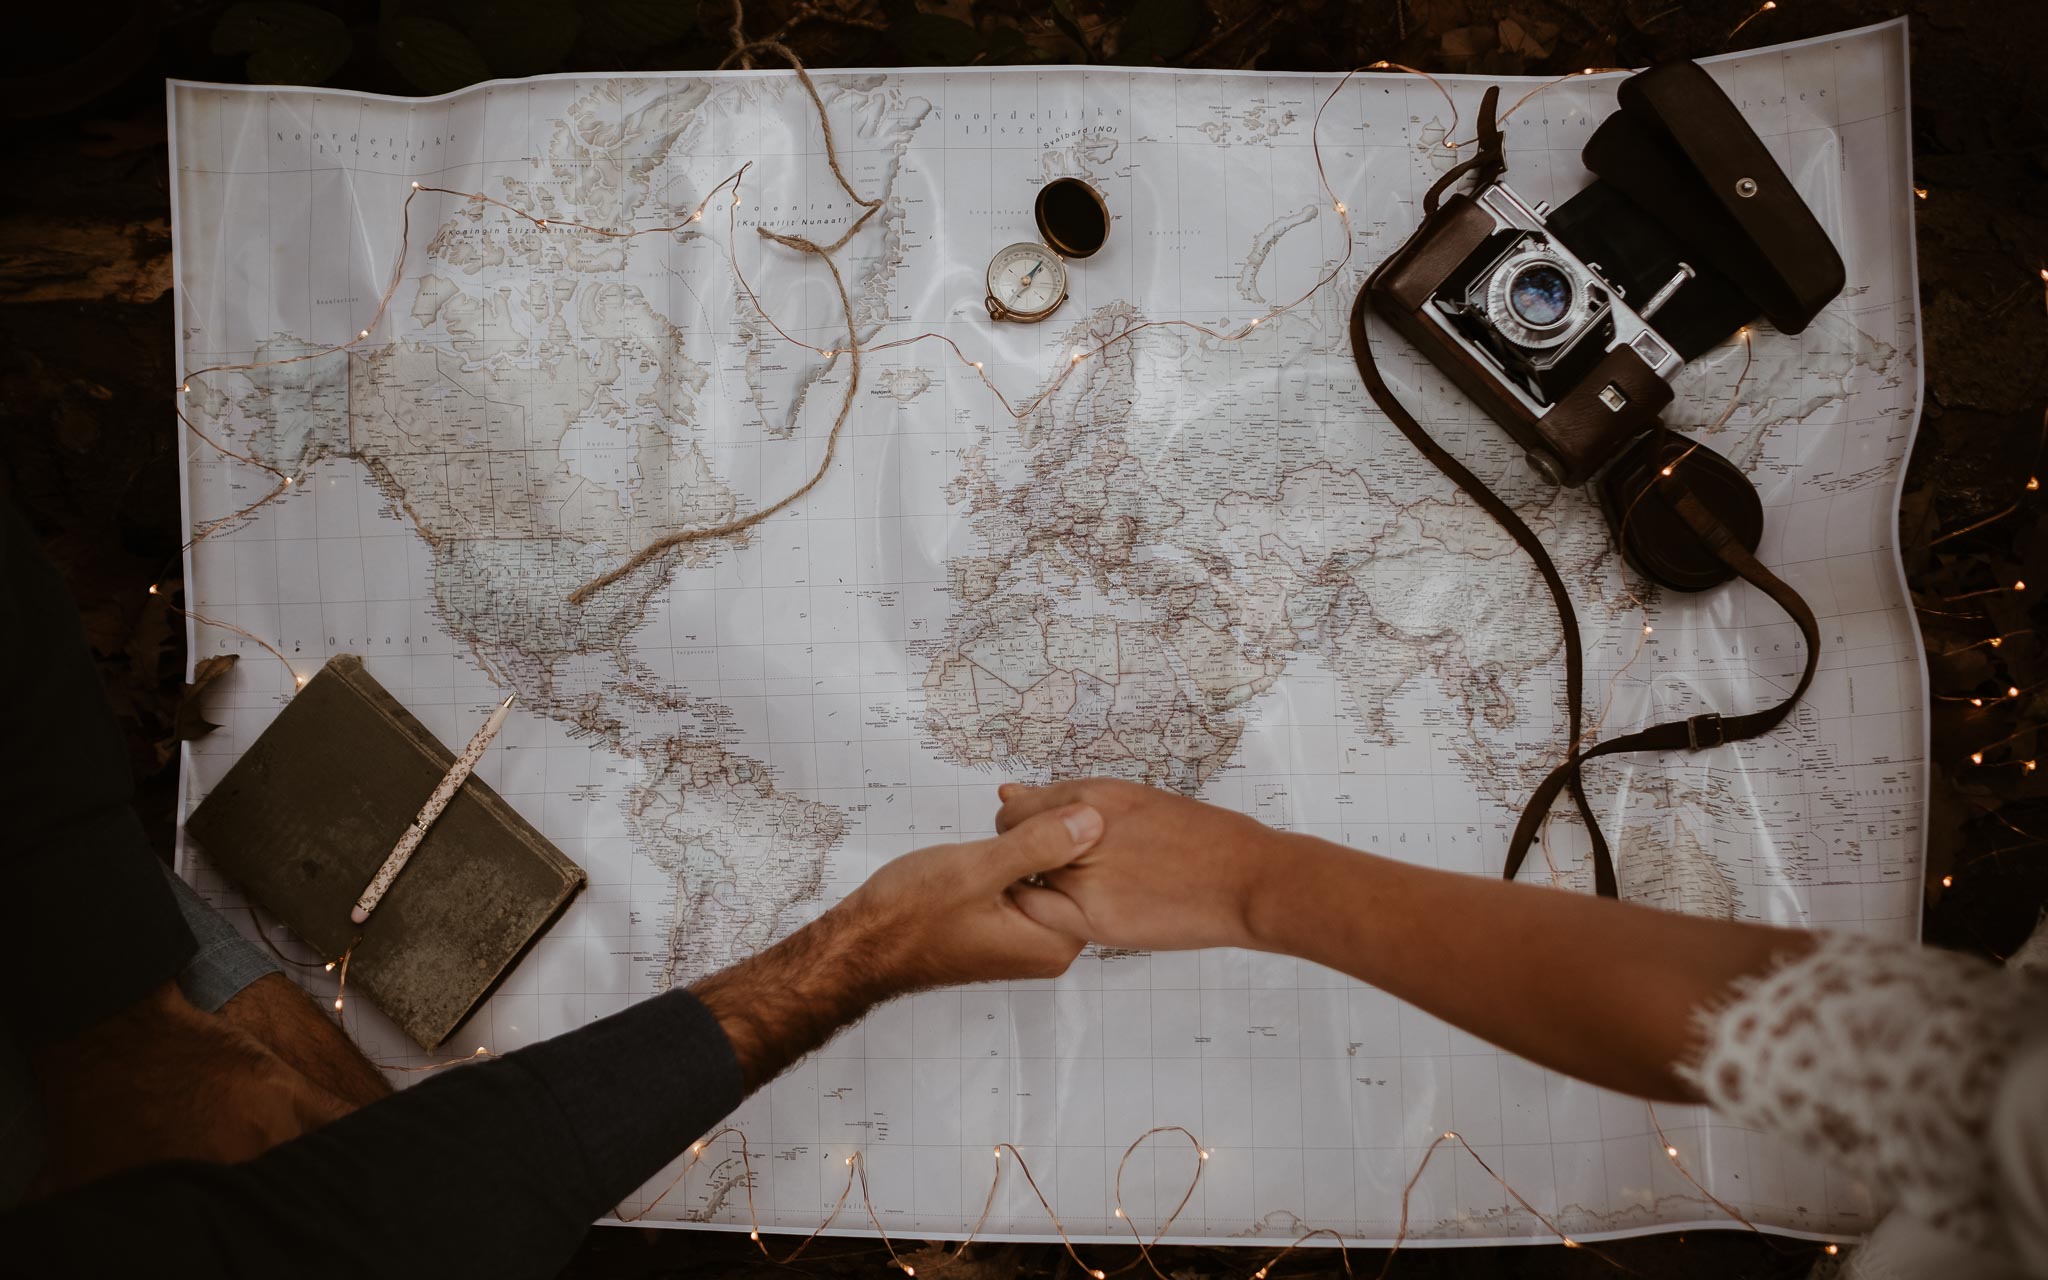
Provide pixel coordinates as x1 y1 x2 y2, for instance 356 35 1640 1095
998 779 1813 1101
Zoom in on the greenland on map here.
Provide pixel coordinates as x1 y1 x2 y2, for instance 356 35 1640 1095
170 19 1922 1246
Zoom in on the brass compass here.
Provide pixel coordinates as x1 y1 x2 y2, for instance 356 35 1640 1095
985 177 1110 323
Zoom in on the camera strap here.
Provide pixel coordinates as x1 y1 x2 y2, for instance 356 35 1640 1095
1346 283 1618 897
1500 492 1820 886
1348 284 1822 897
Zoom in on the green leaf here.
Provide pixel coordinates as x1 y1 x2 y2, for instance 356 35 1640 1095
1117 0 1207 63
379 15 492 95
451 0 580 76
211 1 352 85
577 0 699 53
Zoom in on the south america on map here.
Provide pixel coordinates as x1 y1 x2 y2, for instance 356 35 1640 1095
171 21 1922 1244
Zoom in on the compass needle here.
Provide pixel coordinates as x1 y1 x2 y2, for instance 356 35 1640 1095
984 178 1107 323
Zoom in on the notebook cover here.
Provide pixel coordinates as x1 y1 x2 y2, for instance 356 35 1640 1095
186 654 585 1050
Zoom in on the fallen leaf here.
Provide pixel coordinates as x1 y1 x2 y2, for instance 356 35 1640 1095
1498 15 1557 59
172 654 239 744
1440 24 1496 57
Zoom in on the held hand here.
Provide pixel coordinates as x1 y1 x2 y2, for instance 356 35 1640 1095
830 803 1106 995
695 804 1106 1092
996 779 1282 952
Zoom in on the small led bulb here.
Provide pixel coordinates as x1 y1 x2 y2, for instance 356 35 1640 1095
1941 875 1954 888
2010 686 2021 697
1664 1145 1678 1158
1643 624 1654 635
412 181 422 189
359 329 370 339
1972 698 1984 707
333 996 344 1010
1971 752 1984 765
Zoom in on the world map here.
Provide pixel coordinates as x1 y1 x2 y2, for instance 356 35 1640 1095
171 20 1922 1246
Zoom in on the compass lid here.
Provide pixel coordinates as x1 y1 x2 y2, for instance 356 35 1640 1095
1034 178 1108 259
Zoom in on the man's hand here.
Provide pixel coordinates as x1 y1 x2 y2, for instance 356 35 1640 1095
30 981 355 1196
835 801 1105 990
691 804 1102 1090
218 973 394 1109
996 779 1286 952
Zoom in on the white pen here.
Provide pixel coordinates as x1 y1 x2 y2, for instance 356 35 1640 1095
352 693 516 924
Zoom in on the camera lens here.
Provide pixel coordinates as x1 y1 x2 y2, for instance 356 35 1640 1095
1507 263 1573 329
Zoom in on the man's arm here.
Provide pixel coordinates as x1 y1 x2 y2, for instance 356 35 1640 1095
0 500 194 1042
8 802 1103 1278
998 780 1810 1102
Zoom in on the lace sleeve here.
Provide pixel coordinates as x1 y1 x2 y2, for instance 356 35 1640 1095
1677 931 2048 1249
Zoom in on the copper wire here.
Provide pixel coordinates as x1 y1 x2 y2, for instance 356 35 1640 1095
601 1120 1741 1276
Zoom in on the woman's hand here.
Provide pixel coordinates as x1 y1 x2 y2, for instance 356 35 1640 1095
994 779 1287 952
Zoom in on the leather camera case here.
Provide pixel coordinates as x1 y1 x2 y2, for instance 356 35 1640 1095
1365 61 1844 491
1365 194 1671 487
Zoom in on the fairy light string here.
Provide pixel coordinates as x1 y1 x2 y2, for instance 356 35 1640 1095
164 41 1901 1266
607 1121 1691 1277
174 56 1657 642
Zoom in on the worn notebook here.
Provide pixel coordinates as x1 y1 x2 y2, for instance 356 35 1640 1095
186 654 585 1049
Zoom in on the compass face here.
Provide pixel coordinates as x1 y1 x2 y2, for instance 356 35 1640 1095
986 241 1067 320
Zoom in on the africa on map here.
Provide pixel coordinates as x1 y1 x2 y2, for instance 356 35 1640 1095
171 20 1922 1245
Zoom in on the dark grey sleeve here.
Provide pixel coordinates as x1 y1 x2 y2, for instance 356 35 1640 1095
0 501 195 1044
3 987 743 1278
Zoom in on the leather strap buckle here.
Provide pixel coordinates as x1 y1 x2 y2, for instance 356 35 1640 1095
1687 712 1725 750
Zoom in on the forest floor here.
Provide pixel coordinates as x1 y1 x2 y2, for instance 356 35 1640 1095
1 1 2043 1277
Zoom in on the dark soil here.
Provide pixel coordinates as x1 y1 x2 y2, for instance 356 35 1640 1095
2 1 2043 1277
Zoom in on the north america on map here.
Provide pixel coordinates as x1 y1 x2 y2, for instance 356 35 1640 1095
171 22 1922 1245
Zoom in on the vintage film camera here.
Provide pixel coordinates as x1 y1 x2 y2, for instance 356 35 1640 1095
1351 61 1845 895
